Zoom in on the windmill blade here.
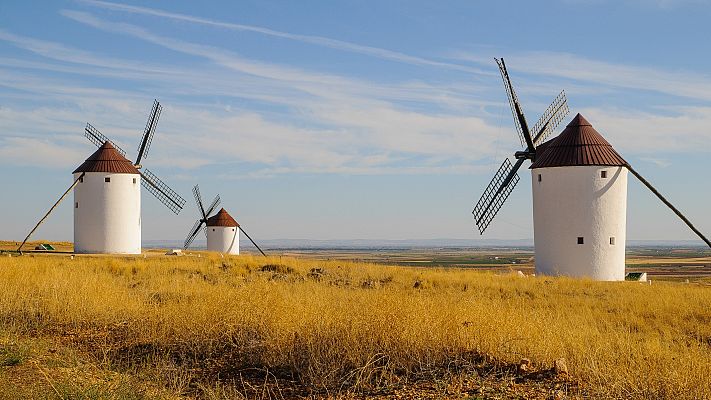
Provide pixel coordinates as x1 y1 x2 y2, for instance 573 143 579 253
17 172 86 253
192 184 207 220
140 168 186 215
184 218 205 249
204 195 221 218
239 226 266 257
532 90 569 146
84 123 127 157
495 58 534 150
135 99 162 166
472 158 524 235
627 164 711 249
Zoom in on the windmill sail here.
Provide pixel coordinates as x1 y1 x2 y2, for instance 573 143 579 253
136 100 162 166
193 184 207 219
184 184 221 250
204 195 221 219
472 58 567 234
532 90 569 146
140 168 186 214
184 218 204 249
85 123 127 157
496 58 533 149
472 158 523 234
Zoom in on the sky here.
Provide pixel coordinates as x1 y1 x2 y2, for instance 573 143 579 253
1 0 710 244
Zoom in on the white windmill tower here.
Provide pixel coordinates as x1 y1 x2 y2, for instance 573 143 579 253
472 58 711 281
206 209 240 254
72 142 142 254
17 100 186 254
529 114 628 280
183 185 266 256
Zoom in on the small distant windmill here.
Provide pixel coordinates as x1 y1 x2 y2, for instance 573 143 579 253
473 58 711 280
183 184 266 256
18 100 186 254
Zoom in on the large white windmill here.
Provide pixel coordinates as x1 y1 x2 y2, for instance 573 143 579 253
183 184 266 256
18 100 186 254
473 58 711 281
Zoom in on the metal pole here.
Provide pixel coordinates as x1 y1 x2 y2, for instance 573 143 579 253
627 164 711 249
239 226 266 256
17 172 86 253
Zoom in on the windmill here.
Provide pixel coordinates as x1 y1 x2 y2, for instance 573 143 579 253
18 100 186 254
82 100 186 215
473 58 711 280
183 184 266 256
472 58 569 235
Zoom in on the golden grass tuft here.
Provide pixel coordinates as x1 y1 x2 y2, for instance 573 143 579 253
0 253 710 398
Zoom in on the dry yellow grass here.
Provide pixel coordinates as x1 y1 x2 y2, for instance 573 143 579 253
1 253 710 399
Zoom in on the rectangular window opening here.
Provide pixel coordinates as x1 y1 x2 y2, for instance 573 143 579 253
79 177 83 183
577 237 584 245
610 237 616 245
133 178 136 184
537 174 542 182
601 170 607 178
104 177 110 183
75 202 78 209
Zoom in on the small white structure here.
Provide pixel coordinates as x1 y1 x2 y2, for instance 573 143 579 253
530 114 628 281
206 208 240 254
73 142 141 254
625 272 648 282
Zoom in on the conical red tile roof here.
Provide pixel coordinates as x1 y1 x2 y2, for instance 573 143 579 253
206 208 239 227
530 114 627 169
73 141 139 174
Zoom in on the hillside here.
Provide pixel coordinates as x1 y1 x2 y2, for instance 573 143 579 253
1 253 710 399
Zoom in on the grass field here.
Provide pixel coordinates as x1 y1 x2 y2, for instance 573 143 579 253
1 250 711 399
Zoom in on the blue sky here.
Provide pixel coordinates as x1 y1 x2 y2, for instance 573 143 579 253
1 0 710 243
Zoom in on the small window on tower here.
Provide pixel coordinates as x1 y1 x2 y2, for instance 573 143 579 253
232 228 235 232
212 228 215 232
601 170 607 178
610 237 616 245
537 174 542 182
133 178 136 184
79 177 83 183
577 237 584 245
75 202 79 209
105 177 110 183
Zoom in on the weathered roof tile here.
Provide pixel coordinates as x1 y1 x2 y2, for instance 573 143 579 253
73 141 139 174
206 208 239 227
530 114 627 169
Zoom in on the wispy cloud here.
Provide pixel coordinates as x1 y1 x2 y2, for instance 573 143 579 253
0 137 86 168
577 106 711 155
77 0 489 75
0 24 504 175
3 9 710 179
456 51 711 102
